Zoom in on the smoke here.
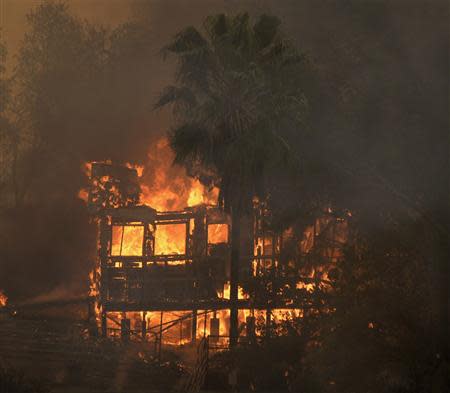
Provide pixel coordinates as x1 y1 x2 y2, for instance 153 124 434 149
0 0 446 302
0 198 96 302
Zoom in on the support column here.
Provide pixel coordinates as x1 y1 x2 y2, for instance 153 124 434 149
230 208 240 347
203 310 208 337
246 315 256 344
121 315 130 342
158 311 163 363
265 308 271 342
101 310 107 338
192 309 198 343
141 312 147 339
210 312 220 344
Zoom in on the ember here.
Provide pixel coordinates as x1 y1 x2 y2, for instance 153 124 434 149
0 290 7 307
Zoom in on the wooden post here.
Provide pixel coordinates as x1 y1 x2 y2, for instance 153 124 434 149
141 311 147 339
192 309 198 343
265 308 271 341
121 317 130 342
99 216 109 329
229 209 240 347
158 311 163 363
101 310 107 338
210 312 220 344
246 315 256 344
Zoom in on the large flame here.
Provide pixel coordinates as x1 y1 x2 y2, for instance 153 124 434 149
81 137 222 257
124 138 220 256
111 225 144 256
155 224 186 255
140 138 218 211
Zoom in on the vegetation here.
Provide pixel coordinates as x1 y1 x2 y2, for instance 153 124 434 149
0 1 156 300
0 363 50 393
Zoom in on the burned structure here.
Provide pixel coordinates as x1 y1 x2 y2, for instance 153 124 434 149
87 162 347 344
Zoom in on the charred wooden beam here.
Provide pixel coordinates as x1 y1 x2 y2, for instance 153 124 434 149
102 299 314 312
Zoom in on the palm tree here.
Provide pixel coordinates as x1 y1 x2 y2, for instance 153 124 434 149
157 13 312 346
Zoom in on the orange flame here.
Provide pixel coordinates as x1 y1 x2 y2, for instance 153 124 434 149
140 138 218 211
154 224 186 255
0 290 7 307
111 226 144 256
117 137 220 256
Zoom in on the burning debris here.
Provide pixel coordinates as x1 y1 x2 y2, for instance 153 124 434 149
0 290 7 307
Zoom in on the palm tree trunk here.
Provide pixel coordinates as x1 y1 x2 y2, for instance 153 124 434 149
229 208 240 347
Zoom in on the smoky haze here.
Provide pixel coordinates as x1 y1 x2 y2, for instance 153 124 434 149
0 0 447 305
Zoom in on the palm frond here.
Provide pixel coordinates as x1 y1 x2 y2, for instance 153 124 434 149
169 123 213 167
163 26 207 56
253 14 281 49
159 12 312 214
230 13 251 51
154 86 196 110
204 14 229 40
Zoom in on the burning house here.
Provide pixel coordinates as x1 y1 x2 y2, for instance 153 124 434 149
86 147 347 347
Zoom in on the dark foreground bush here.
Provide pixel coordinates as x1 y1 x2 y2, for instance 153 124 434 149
0 362 50 393
206 336 303 392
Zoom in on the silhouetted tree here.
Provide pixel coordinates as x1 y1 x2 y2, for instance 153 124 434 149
157 13 313 344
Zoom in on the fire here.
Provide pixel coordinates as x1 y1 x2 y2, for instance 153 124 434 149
81 161 92 177
120 137 220 256
89 268 99 297
80 136 347 343
296 281 315 293
79 137 222 257
221 282 249 300
187 179 219 206
155 224 186 255
111 225 144 256
140 138 218 211
125 162 144 177
208 223 228 244
78 162 92 202
187 179 204 206
78 188 89 202
0 290 7 307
